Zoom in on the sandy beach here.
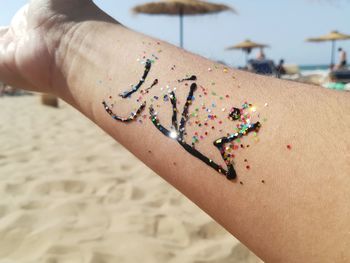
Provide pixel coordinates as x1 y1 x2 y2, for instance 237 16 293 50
0 95 262 263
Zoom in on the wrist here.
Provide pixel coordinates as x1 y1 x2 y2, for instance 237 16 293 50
48 5 123 105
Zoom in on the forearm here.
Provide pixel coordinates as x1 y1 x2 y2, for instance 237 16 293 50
54 18 350 263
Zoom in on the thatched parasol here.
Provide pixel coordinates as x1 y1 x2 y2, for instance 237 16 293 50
132 0 235 48
306 30 350 66
226 39 269 65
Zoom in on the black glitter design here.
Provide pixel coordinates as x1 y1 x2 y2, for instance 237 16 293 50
213 120 261 179
103 59 261 180
119 60 152 98
103 60 152 122
150 81 261 180
103 101 146 122
178 75 197 83
143 79 158 94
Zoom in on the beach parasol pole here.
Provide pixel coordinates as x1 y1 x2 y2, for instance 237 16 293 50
331 39 335 66
179 7 184 48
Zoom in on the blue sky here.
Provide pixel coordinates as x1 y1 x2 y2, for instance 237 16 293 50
1 0 350 66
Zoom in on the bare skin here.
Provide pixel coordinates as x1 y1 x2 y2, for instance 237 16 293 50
1 1 349 262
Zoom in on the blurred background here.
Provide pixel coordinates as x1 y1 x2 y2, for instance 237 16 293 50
1 0 349 67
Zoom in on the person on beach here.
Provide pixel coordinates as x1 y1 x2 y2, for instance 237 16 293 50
337 47 347 69
0 1 349 262
276 59 286 77
256 48 266 60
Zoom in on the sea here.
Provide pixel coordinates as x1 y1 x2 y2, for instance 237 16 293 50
299 64 329 71
299 64 329 76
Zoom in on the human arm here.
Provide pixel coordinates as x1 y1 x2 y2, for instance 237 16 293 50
1 1 350 262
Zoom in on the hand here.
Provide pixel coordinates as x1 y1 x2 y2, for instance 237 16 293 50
0 0 102 95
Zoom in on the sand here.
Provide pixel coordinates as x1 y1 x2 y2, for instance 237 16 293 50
0 95 263 263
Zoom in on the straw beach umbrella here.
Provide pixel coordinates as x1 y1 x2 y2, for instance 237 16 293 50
132 0 235 48
226 39 269 65
306 30 350 66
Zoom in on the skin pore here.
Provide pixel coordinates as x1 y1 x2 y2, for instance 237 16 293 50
0 1 349 262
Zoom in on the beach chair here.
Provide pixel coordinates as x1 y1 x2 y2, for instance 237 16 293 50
329 69 350 84
247 59 278 77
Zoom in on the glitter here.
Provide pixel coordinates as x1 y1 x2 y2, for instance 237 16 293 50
223 68 228 73
142 72 263 181
264 103 268 107
192 136 199 144
170 131 178 139
208 68 212 72
222 108 226 112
